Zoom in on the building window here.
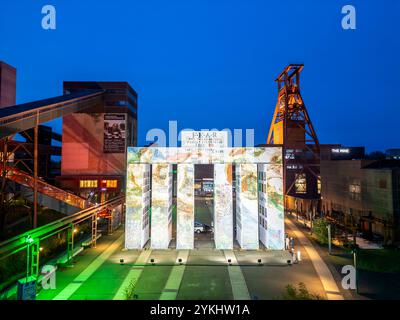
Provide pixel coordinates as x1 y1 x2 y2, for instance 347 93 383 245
80 180 98 188
378 179 387 189
349 181 361 200
295 173 307 194
317 177 321 194
106 180 118 188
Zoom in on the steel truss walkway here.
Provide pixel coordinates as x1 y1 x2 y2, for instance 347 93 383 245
0 89 104 140
0 89 106 228
0 163 87 209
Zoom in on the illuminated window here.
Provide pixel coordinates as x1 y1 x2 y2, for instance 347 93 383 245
79 180 98 188
317 177 321 194
349 181 361 200
295 173 307 194
106 180 118 188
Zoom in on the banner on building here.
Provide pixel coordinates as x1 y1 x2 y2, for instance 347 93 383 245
104 114 126 153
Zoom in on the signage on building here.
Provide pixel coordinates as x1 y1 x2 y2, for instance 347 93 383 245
331 147 365 160
181 130 228 148
104 114 126 153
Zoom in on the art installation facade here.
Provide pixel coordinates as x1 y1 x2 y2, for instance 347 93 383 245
125 163 150 249
236 163 259 250
125 131 284 251
150 164 173 249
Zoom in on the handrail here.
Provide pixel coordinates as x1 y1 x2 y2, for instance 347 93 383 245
0 195 125 260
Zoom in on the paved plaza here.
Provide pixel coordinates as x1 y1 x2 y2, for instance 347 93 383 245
37 198 345 300
37 230 342 300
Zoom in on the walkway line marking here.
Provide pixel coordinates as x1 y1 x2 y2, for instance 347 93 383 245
113 249 152 300
223 250 250 300
285 218 344 300
53 234 125 300
159 250 190 300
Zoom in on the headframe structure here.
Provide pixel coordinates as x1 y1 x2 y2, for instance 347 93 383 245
267 64 320 212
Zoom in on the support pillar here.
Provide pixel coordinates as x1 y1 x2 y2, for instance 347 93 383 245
176 164 195 249
0 137 9 239
265 163 285 249
235 163 259 250
108 210 114 235
213 164 233 250
257 164 268 247
125 164 150 249
67 223 74 263
33 123 38 229
92 213 98 247
150 164 173 249
26 239 40 279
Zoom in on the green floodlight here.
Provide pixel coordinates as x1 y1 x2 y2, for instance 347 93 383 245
25 235 34 244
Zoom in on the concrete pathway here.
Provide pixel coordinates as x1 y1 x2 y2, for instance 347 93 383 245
285 218 344 300
113 249 152 300
159 250 190 300
223 250 250 300
53 233 125 300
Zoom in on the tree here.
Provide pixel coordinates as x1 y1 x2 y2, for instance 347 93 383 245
312 218 331 245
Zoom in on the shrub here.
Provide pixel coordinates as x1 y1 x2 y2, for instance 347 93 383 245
312 218 331 245
281 282 324 300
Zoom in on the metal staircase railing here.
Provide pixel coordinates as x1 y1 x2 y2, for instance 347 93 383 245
0 163 87 209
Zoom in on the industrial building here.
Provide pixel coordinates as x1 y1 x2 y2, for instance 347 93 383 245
321 158 400 243
56 81 138 203
0 61 16 108
0 64 133 235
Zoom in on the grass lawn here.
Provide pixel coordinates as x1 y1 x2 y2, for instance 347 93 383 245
357 249 400 273
300 222 400 273
327 248 400 273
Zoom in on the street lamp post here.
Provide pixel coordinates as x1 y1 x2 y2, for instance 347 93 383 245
353 249 358 294
327 224 332 255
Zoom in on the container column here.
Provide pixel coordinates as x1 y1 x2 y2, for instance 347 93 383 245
176 164 195 249
213 164 233 250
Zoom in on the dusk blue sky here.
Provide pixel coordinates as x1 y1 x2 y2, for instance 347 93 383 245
0 0 399 151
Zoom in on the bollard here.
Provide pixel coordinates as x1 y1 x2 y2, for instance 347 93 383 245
297 250 302 262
